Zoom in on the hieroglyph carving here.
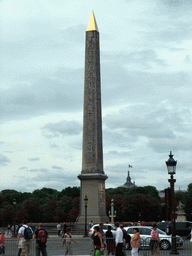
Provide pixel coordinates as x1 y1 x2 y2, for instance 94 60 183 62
82 31 103 174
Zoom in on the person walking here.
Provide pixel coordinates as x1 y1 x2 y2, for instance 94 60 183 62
90 226 103 256
106 226 115 255
57 223 62 237
62 227 77 255
184 227 192 242
63 222 67 234
115 223 124 256
0 231 5 256
7 224 11 236
34 223 49 256
17 219 33 256
130 228 140 256
150 224 160 255
89 221 94 229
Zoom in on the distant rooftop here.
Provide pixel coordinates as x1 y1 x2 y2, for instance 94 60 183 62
119 171 136 188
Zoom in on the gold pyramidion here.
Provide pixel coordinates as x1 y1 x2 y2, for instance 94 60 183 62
86 11 99 32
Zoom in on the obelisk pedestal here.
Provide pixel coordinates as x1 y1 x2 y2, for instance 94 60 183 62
77 11 109 227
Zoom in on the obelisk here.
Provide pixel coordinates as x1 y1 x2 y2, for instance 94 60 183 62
77 11 109 225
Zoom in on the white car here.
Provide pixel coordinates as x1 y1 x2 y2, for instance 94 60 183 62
89 223 116 238
124 226 183 250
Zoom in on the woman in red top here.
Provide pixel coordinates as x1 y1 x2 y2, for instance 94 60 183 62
0 231 5 256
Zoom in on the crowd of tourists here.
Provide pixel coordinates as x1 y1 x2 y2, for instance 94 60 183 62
0 221 192 256
0 219 77 256
90 223 162 256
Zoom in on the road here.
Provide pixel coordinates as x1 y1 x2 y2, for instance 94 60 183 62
4 236 192 256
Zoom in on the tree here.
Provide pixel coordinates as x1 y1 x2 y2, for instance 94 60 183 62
22 198 43 222
58 187 80 199
67 197 80 222
122 193 161 222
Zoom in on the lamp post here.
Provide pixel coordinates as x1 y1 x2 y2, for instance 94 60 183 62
12 199 17 237
84 195 88 237
166 151 179 255
109 199 116 224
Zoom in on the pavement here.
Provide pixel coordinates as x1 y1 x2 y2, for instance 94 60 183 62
4 235 192 256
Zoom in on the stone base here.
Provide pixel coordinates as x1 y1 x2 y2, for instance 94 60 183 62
76 173 109 228
176 212 187 222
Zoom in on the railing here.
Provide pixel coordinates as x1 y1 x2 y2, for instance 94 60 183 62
2 236 192 256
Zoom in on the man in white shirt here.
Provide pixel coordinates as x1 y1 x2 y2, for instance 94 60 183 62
115 223 124 256
56 223 62 237
17 219 33 256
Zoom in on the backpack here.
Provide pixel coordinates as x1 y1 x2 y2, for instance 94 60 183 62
37 229 47 244
24 226 33 240
123 229 131 243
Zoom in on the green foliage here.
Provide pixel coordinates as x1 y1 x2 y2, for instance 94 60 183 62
106 186 160 201
122 193 161 222
59 187 80 199
187 183 192 192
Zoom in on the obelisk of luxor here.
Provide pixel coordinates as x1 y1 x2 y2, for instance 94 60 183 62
77 11 109 225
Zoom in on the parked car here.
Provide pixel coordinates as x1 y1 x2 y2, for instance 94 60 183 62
166 221 191 237
124 226 183 250
157 221 169 232
89 223 116 238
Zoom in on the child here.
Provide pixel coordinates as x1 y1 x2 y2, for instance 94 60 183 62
0 231 5 256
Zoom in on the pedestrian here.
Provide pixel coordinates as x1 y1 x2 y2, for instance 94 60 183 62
141 221 146 226
184 227 192 242
90 226 103 256
34 223 49 256
150 224 160 255
89 221 93 229
130 228 140 256
15 224 19 235
62 227 77 255
57 223 62 237
115 223 124 256
0 231 5 256
120 224 131 256
106 226 115 255
63 222 67 234
17 219 33 256
99 223 105 236
7 224 11 236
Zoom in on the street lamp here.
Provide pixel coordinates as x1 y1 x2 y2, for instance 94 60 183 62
166 151 179 255
109 199 116 224
12 199 17 237
83 195 88 237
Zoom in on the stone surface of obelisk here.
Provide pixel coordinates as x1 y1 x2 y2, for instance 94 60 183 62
77 11 109 225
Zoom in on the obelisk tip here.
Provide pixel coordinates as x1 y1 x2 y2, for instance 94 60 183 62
86 11 99 32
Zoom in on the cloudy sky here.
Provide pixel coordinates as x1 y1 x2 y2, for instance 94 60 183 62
1 0 192 192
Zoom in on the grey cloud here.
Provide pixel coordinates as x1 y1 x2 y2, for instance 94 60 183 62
28 157 40 162
50 143 60 149
184 54 191 63
103 49 168 69
105 150 130 158
33 169 76 182
1 62 192 124
170 48 186 52
148 136 192 153
19 167 28 170
42 120 82 138
104 105 178 140
52 165 64 170
28 168 49 173
0 153 11 167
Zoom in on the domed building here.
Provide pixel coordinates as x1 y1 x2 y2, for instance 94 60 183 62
120 171 136 188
